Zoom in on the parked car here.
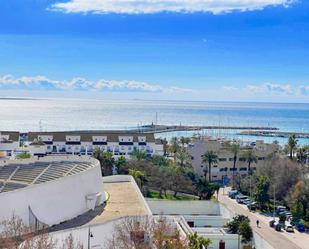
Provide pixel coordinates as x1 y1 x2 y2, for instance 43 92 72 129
228 190 238 199
285 224 294 233
242 199 251 205
276 206 288 216
269 220 276 227
236 195 249 204
247 201 257 211
275 222 282 231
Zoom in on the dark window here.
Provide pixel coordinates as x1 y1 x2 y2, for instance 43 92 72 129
219 158 227 162
187 221 194 227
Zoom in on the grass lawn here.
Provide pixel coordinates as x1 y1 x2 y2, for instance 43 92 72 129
147 191 197 200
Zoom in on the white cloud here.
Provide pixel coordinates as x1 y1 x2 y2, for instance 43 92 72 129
0 74 192 94
50 0 295 15
222 82 309 96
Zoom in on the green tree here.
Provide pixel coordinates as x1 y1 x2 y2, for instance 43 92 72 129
227 215 252 244
238 220 253 244
254 176 270 210
168 137 180 162
175 148 191 169
188 232 211 249
288 134 298 160
16 152 31 159
169 165 193 197
228 144 240 188
195 178 220 200
202 151 218 182
296 146 309 166
129 168 147 191
180 136 190 148
93 149 115 176
243 150 257 174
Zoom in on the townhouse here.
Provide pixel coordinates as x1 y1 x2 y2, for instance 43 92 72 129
28 131 164 158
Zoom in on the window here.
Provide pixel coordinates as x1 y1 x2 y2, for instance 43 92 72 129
229 158 234 161
230 168 237 171
239 167 247 171
187 221 194 227
213 165 218 168
219 158 227 162
258 157 265 160
239 158 246 162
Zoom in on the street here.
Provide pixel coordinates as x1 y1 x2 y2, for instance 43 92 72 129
218 188 308 249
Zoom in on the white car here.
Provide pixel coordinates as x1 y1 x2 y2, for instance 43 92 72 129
285 224 294 232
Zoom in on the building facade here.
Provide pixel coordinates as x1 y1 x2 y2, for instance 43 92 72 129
28 131 164 158
0 131 20 157
187 137 279 182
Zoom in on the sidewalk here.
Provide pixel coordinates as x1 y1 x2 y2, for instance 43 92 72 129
218 188 305 249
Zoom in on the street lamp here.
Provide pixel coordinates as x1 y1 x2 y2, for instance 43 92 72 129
88 226 93 249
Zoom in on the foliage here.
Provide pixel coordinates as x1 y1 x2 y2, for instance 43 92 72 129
242 149 257 174
202 151 218 182
128 168 147 191
107 216 189 249
195 178 219 200
93 149 115 176
0 215 83 249
188 232 211 249
16 152 31 159
227 215 252 244
237 221 253 244
130 150 147 161
226 215 250 234
254 176 270 210
287 134 298 160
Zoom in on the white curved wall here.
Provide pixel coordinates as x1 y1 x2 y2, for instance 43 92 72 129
0 159 104 227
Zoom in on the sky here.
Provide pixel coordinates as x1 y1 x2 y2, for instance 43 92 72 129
0 0 309 102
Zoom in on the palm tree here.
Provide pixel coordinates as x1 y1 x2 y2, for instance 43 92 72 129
228 144 240 188
128 168 146 191
288 134 298 160
297 146 309 166
93 149 115 176
180 136 190 148
188 232 212 249
169 137 180 161
243 149 257 175
176 148 191 168
202 151 218 182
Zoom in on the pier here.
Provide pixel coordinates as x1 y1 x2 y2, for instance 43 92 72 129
137 124 279 134
240 130 309 139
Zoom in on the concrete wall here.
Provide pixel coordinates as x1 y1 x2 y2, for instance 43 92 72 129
146 199 221 215
184 215 230 227
0 160 104 227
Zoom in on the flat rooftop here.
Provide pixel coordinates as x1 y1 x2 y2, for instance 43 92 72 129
89 175 151 225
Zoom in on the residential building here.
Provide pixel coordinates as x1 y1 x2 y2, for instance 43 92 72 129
28 131 164 158
0 131 20 157
187 137 279 182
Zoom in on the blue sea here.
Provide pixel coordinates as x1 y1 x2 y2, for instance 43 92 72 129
1 98 309 146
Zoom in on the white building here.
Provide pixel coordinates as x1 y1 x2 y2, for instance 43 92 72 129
187 137 279 182
0 156 105 230
0 131 20 157
147 199 239 249
28 131 164 158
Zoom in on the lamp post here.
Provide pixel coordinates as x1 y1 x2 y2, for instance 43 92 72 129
88 226 93 249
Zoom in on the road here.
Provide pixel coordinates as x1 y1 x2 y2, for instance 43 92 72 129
218 188 307 249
